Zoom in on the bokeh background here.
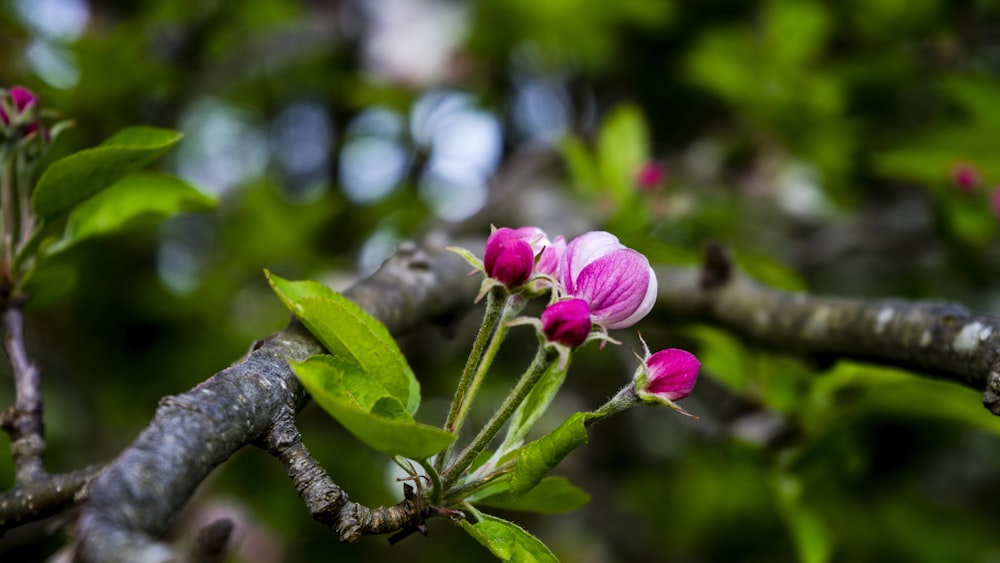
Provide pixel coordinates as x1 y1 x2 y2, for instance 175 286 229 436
4 0 1000 561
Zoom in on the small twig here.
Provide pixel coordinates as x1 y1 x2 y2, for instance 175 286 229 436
256 413 433 543
2 303 46 481
0 465 101 536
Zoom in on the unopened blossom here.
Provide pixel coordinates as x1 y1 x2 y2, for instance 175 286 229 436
1 86 44 138
483 227 536 288
635 348 699 402
482 226 565 291
560 231 657 330
952 162 981 192
541 298 591 349
635 161 666 191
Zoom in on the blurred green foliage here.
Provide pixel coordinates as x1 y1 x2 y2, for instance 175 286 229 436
4 0 1000 561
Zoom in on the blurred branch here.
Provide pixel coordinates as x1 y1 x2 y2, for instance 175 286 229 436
656 244 1000 415
2 304 46 481
0 465 100 536
67 233 480 563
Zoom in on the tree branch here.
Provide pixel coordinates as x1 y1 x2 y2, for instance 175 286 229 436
255 409 433 542
655 244 1000 414
0 465 100 535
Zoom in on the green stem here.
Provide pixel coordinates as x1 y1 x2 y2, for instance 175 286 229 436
16 151 34 250
416 457 444 505
442 460 515 505
450 296 522 434
443 287 503 432
436 287 504 472
590 385 639 420
438 289 527 472
441 346 557 491
1 149 14 281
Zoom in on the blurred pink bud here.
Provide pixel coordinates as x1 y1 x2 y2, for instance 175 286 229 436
541 298 591 348
560 231 657 330
636 348 699 403
635 161 666 190
10 87 37 112
1 86 38 126
484 227 536 288
952 162 981 192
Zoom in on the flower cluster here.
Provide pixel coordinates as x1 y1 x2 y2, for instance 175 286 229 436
479 227 657 344
459 225 700 411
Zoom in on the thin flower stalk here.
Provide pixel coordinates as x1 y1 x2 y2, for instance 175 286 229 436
441 346 558 491
439 292 526 469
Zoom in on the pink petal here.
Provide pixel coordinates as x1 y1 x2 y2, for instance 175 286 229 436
608 265 657 329
573 249 651 329
561 231 623 294
536 235 565 278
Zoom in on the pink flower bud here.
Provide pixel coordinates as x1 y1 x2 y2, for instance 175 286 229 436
541 298 591 348
636 348 699 403
635 161 666 191
484 227 535 288
560 231 657 329
1 86 38 126
952 162 981 192
10 87 37 113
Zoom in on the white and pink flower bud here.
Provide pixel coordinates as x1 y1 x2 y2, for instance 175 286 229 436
541 298 591 349
632 344 699 417
559 231 657 330
636 348 699 402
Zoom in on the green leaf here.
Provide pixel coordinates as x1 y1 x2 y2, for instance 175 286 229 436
559 135 601 198
291 355 455 460
772 472 833 563
943 76 1000 128
266 272 420 414
459 510 559 563
498 361 568 454
597 104 649 201
21 259 77 310
32 127 183 220
47 173 215 255
684 326 753 392
509 412 596 495
476 476 590 514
